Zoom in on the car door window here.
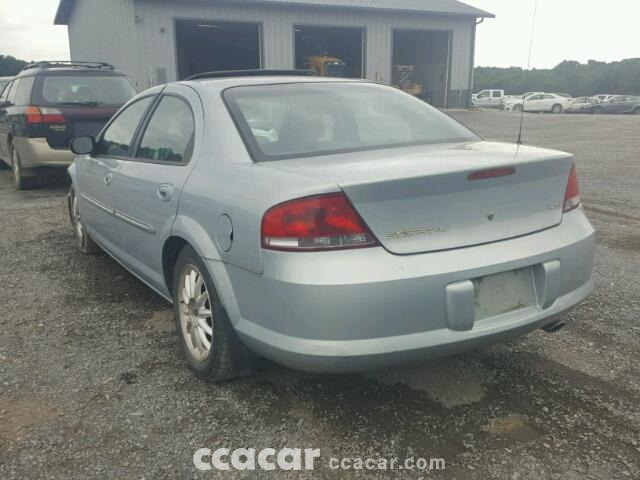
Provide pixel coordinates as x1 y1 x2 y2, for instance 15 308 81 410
492 91 502 98
96 96 154 157
478 91 489 98
528 95 542 101
135 96 195 164
4 81 18 106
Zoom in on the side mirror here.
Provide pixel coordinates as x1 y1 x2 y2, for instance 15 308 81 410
70 135 96 155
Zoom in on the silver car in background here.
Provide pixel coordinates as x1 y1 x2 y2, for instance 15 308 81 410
68 73 595 381
567 96 597 113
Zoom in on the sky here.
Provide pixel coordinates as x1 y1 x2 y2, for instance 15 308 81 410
0 0 638 69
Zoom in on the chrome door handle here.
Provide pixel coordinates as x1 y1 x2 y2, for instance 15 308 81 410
157 184 174 202
104 174 112 186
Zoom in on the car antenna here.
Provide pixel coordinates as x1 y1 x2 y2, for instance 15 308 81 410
517 0 539 146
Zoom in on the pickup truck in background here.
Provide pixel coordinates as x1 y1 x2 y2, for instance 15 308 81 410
472 89 505 108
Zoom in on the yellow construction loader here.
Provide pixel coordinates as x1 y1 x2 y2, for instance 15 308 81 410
303 55 348 78
392 64 424 97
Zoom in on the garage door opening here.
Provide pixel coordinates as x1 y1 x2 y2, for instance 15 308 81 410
392 30 450 107
175 20 261 80
294 25 364 79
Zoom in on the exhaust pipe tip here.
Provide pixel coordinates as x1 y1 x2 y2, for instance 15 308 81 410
542 320 566 333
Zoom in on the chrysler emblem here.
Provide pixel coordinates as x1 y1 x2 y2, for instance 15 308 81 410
487 212 495 221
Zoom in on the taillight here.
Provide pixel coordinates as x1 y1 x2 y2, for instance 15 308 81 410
261 193 379 251
468 166 516 181
563 164 581 212
26 106 65 124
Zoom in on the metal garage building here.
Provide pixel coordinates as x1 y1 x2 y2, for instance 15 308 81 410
54 0 493 107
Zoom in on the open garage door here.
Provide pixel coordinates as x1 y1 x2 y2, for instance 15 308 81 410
175 20 261 80
392 30 450 107
295 25 364 79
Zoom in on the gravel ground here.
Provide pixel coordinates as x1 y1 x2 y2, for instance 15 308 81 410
0 110 638 479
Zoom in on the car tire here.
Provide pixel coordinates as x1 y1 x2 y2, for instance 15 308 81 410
551 104 563 114
513 104 523 113
11 144 38 190
633 107 640 115
172 245 254 382
68 185 102 254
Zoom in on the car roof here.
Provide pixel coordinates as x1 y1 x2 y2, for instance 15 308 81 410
16 68 127 78
16 62 127 78
180 75 365 92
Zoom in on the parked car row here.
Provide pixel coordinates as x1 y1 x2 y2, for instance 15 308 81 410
0 61 138 189
487 91 640 115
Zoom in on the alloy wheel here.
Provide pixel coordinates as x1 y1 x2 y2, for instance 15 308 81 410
12 148 20 186
71 192 85 247
178 265 213 362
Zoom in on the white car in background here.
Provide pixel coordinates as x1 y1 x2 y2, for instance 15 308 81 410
472 89 505 108
502 92 541 112
504 93 570 114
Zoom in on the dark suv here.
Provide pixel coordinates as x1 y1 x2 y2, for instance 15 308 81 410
0 61 138 189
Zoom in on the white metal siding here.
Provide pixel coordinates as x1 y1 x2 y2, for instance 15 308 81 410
68 1 475 100
67 0 138 84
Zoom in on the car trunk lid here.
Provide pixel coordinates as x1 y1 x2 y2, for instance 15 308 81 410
263 141 573 254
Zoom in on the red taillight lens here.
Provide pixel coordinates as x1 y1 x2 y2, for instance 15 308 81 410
261 193 379 251
563 164 581 212
26 106 65 124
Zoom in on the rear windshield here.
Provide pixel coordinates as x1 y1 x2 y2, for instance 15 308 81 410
40 75 138 107
224 83 478 162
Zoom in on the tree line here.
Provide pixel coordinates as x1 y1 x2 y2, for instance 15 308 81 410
474 58 640 96
0 55 28 77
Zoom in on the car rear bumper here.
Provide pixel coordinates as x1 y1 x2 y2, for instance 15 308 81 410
222 208 595 373
13 137 74 168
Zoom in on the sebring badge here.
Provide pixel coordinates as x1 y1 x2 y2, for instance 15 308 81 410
386 226 450 239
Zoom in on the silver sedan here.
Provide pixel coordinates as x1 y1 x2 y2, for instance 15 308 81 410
67 74 595 381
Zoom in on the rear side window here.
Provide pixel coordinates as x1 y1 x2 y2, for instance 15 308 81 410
0 81 12 103
40 75 138 107
97 96 154 157
13 77 35 105
136 96 195 163
4 81 18 105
